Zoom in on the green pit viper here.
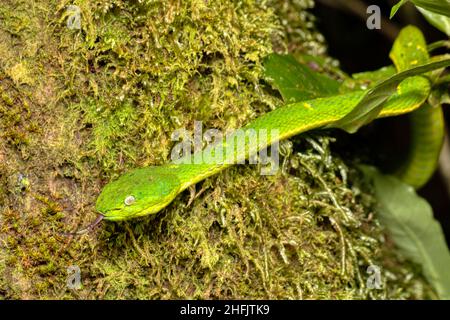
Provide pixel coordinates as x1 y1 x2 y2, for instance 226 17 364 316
73 26 450 233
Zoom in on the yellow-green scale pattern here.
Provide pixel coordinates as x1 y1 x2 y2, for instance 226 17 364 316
170 75 430 193
390 26 445 189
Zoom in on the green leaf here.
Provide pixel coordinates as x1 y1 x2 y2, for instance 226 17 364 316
352 66 397 83
413 0 450 17
391 0 450 18
391 0 408 18
436 73 450 89
263 53 340 104
340 66 397 93
292 53 350 80
329 59 450 133
360 165 450 300
428 54 450 83
430 83 450 106
418 7 450 36
428 40 450 52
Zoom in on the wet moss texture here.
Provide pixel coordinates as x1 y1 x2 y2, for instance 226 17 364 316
0 0 434 299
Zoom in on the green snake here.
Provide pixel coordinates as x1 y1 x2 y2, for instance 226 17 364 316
78 26 447 230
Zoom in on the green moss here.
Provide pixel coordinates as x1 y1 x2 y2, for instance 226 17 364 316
0 0 434 299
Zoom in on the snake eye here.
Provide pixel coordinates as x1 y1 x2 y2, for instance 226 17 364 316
124 195 136 206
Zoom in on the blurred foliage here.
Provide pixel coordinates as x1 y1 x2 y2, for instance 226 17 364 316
362 165 450 299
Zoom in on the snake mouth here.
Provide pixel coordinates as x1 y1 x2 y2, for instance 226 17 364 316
96 205 127 220
100 207 147 221
101 210 122 221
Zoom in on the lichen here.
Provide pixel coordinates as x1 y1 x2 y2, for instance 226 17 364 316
0 0 434 299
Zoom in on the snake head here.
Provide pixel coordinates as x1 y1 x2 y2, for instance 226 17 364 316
96 166 181 221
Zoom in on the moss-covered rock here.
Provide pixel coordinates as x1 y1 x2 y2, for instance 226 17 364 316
0 0 433 299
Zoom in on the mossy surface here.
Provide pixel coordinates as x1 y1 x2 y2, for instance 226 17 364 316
0 0 434 299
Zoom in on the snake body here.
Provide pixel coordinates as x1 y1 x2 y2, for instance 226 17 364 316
94 26 445 222
390 27 444 188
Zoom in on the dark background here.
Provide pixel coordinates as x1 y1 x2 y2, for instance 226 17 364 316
312 0 450 242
